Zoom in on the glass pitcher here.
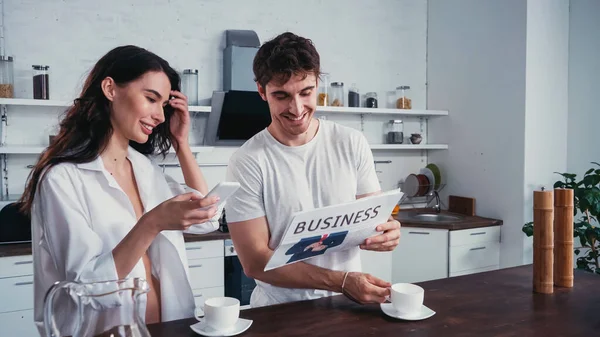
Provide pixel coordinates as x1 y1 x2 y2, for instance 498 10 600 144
44 278 152 337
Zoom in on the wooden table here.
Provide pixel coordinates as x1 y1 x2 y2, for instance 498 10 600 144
147 265 600 336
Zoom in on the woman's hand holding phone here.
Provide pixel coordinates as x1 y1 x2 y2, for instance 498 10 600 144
141 192 220 233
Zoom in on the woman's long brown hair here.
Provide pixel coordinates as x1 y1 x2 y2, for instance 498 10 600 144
18 45 181 215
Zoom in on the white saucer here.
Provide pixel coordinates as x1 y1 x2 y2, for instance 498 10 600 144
190 318 253 336
380 303 436 321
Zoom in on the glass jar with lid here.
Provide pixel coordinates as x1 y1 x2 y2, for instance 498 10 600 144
348 83 360 107
317 74 330 106
386 119 404 144
395 85 412 109
365 92 378 108
329 82 344 106
0 56 14 98
181 69 199 105
33 65 50 100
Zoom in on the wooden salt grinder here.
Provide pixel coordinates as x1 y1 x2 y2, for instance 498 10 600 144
554 188 574 288
533 188 554 294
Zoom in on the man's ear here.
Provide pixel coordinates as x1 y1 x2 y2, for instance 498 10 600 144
257 83 267 101
101 77 117 102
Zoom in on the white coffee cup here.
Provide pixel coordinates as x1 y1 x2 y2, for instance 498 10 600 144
390 283 424 316
203 297 240 331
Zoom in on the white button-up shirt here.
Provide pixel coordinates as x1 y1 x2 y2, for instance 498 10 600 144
32 146 220 336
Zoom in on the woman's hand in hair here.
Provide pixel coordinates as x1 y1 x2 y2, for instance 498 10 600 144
140 192 219 233
168 90 191 152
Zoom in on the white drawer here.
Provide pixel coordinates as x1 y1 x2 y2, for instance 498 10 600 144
188 257 224 289
449 241 500 273
449 226 500 247
0 255 33 278
0 309 37 337
450 265 499 277
0 275 34 313
185 240 224 260
193 286 225 311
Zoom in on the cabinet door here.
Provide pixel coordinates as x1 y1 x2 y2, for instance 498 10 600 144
188 257 224 290
360 250 392 282
0 309 36 337
0 255 33 278
0 275 33 313
392 227 448 284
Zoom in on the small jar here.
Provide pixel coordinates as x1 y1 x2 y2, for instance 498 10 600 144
317 74 330 106
329 82 344 107
181 69 198 105
386 119 404 144
365 92 378 108
386 90 396 108
0 56 14 98
348 83 360 107
395 85 412 109
33 65 50 100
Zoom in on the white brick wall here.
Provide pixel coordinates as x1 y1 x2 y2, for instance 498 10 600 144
1 0 433 202
5 0 427 106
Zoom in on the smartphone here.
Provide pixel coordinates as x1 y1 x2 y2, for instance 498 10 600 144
199 182 241 210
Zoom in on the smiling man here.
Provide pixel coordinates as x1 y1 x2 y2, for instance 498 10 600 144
225 32 401 308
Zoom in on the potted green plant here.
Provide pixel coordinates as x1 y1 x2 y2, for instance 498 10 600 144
522 162 600 275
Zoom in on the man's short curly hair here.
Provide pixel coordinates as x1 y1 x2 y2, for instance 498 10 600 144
253 32 321 89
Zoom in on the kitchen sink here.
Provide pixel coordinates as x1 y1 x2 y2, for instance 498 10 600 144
411 214 463 222
396 211 465 223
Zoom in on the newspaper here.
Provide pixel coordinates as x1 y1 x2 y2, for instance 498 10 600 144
264 189 403 271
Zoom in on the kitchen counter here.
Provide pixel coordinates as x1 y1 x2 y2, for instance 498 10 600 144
0 230 231 257
147 265 599 336
394 208 502 230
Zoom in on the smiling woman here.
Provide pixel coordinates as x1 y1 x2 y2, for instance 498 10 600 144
16 45 222 337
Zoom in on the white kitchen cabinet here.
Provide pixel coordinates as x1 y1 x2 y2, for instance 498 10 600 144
392 227 449 284
360 250 392 282
184 240 225 314
0 255 33 278
0 254 35 337
0 239 226 336
391 225 502 283
185 240 224 260
0 309 37 337
0 274 34 313
449 226 500 277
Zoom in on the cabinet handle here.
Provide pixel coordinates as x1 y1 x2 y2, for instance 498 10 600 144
470 232 486 236
194 293 203 298
408 231 430 235
186 247 203 251
14 260 33 265
189 264 203 268
14 281 33 286
374 160 392 164
470 246 486 251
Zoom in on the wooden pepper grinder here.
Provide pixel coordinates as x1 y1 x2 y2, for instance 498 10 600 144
554 188 574 287
533 188 554 294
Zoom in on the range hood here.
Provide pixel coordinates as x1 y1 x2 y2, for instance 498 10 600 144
204 90 271 146
204 30 272 146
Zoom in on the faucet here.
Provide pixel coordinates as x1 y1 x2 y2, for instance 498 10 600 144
431 190 441 213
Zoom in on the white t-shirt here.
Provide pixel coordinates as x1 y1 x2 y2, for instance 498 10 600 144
225 119 381 307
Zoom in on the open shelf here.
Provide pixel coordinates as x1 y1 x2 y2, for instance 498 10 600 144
0 146 47 154
370 144 448 150
0 145 216 154
316 106 448 117
0 98 71 107
0 98 211 112
0 143 448 154
0 99 448 117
